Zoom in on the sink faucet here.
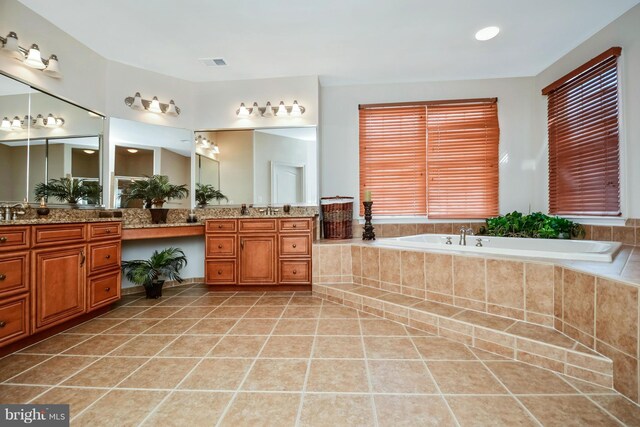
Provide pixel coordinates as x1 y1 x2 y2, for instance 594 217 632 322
0 203 28 221
459 227 474 246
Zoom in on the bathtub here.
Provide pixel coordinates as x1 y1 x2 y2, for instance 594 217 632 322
374 234 622 262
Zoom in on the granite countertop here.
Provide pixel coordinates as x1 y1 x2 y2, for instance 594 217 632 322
0 218 122 226
122 222 203 229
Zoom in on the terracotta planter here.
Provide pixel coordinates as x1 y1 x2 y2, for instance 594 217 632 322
149 208 169 224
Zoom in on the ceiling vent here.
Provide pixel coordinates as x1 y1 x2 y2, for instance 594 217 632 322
199 58 227 67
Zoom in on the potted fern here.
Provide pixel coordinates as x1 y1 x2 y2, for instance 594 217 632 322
35 177 102 207
121 247 188 299
195 183 228 207
121 175 189 223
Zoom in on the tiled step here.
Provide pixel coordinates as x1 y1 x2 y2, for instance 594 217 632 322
313 282 613 388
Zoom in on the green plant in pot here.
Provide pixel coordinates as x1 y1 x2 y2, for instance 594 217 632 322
480 211 585 239
121 175 189 223
195 183 228 207
121 247 187 299
35 177 103 207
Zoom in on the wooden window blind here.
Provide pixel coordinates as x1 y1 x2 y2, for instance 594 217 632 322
544 47 621 216
426 101 499 218
359 106 427 215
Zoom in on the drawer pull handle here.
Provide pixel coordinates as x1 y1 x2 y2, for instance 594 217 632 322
104 287 111 292
0 274 5 281
293 270 297 274
80 250 86 267
218 244 223 249
217 270 223 275
0 321 6 328
106 254 111 259
0 237 7 243
293 224 297 228
292 244 297 248
218 224 223 229
106 229 112 233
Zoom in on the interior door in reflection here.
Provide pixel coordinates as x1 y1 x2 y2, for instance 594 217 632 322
272 162 304 204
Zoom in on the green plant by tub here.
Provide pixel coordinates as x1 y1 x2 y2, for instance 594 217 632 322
480 211 585 239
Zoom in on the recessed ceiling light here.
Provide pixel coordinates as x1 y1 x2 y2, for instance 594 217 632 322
127 148 138 154
475 26 500 41
83 149 95 154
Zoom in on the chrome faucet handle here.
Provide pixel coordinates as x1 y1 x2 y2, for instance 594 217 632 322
476 238 483 247
445 236 452 245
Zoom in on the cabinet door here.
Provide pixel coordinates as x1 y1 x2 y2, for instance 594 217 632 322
33 245 86 332
239 235 276 284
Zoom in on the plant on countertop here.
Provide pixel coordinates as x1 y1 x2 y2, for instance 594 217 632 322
34 177 103 205
195 183 228 207
121 247 188 299
479 211 585 239
121 174 189 208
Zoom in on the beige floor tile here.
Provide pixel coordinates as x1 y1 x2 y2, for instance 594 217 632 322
242 359 308 391
220 392 300 427
119 357 199 389
447 396 538 427
179 359 253 390
243 305 286 318
73 389 167 426
126 298 164 307
187 318 237 334
220 296 262 306
62 335 132 355
452 310 516 331
412 337 477 360
469 347 510 360
360 319 408 336
102 319 159 334
290 296 323 306
229 318 278 335
156 296 201 306
368 360 438 393
65 319 124 334
375 395 456 427
142 391 232 426
99 306 150 319
507 322 576 349
306 359 369 392
591 395 640 426
132 306 181 319
0 354 50 382
519 395 620 426
317 319 361 335
141 318 199 334
273 319 318 335
158 335 221 357
191 295 232 306
207 305 251 318
320 305 360 318
18 334 92 355
10 356 98 385
0 384 49 403
62 357 141 387
260 335 314 358
411 301 464 317
485 361 576 394
299 394 375 427
207 335 267 357
313 336 365 358
427 361 507 394
363 337 420 359
255 296 292 305
31 387 108 418
109 335 176 357
562 376 616 394
169 306 215 318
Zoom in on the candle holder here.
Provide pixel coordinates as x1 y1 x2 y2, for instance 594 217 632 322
362 201 375 240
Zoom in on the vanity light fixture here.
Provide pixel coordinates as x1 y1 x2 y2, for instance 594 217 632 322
83 150 96 154
124 92 181 116
0 113 65 130
0 32 62 78
127 148 139 154
235 100 305 118
0 117 12 131
11 116 22 130
475 26 500 41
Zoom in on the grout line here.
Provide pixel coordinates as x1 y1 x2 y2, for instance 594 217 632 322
358 310 380 427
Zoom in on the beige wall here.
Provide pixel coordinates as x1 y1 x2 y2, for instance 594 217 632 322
216 130 254 205
160 148 190 208
114 148 153 177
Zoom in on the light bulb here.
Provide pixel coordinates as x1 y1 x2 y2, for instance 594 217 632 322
130 92 144 110
475 26 500 41
262 101 273 117
0 117 11 131
43 54 62 78
127 148 138 154
250 102 261 118
276 101 287 117
45 114 57 128
2 32 23 60
83 150 96 154
237 103 250 118
165 100 178 116
148 96 162 113
24 44 46 69
33 114 45 128
290 100 302 117
211 143 220 154
11 116 22 130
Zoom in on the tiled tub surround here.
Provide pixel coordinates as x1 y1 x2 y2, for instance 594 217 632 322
312 242 640 404
1 284 638 426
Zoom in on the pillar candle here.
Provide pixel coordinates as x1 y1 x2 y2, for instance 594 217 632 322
364 190 372 202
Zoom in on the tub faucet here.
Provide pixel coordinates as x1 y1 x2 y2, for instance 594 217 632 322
459 227 474 246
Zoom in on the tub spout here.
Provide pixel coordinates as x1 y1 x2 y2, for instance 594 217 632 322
459 227 474 246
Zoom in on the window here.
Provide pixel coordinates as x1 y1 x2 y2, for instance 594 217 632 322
359 99 499 218
543 47 622 216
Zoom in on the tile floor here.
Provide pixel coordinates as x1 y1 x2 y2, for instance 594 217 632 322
1 283 639 426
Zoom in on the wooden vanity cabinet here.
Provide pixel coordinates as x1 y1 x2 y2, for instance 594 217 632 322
87 223 121 310
0 227 31 346
205 217 312 287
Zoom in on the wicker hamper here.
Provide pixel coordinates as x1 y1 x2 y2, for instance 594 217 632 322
321 196 354 239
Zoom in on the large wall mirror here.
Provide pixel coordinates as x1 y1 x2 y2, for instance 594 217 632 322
109 118 193 209
0 73 105 206
195 127 318 206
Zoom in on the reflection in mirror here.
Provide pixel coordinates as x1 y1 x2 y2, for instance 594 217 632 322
195 127 317 206
109 118 192 209
0 74 31 202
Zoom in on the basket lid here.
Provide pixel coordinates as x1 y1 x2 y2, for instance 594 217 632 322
320 196 354 205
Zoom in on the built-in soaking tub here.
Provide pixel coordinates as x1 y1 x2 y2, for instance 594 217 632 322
374 234 622 262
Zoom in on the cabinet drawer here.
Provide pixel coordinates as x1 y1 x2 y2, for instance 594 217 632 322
206 260 236 284
0 252 29 297
0 293 29 347
239 219 277 233
279 218 312 232
88 271 121 310
279 260 311 284
206 236 236 258
89 242 121 274
279 235 311 257
206 220 237 233
0 226 30 252
33 224 86 247
89 222 122 241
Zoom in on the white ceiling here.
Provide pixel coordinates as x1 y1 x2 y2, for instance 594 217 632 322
17 0 640 85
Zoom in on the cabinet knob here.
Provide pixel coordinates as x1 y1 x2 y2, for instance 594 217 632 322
218 224 223 229
218 244 223 249
293 224 297 228
106 229 112 233
292 244 297 248
217 270 223 275
0 321 6 328
293 270 297 274
0 237 7 243
106 254 111 259
0 274 5 281
104 287 111 292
